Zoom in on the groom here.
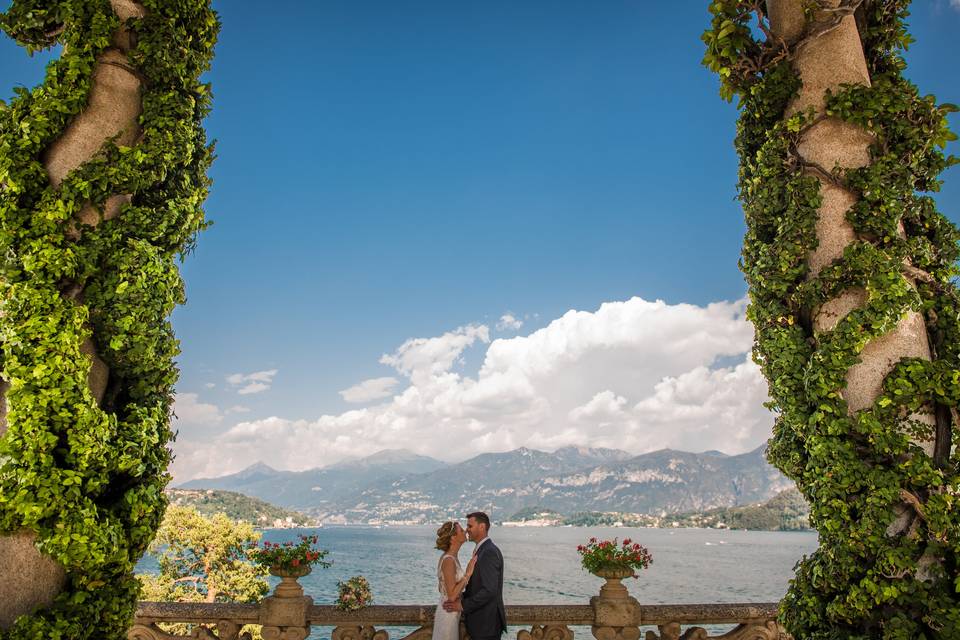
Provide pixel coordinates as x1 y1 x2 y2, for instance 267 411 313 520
443 511 506 640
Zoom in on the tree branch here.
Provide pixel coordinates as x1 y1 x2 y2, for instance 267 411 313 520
899 489 927 522
792 0 865 59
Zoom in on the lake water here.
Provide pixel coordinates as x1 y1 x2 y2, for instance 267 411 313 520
139 525 819 638
262 526 818 604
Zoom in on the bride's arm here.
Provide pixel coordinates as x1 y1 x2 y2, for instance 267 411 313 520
447 556 477 600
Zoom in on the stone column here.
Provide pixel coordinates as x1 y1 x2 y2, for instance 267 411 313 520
767 0 937 535
0 0 145 629
770 0 936 435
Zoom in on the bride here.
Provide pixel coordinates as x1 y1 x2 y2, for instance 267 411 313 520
432 521 476 640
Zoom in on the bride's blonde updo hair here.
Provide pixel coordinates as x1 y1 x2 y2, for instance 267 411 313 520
435 521 457 551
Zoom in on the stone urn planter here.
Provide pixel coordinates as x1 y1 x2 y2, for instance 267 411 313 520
590 566 636 601
269 565 312 598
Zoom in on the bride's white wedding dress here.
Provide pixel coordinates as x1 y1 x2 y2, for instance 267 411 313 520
431 554 463 640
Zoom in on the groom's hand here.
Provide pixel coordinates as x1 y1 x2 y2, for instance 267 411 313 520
442 599 463 613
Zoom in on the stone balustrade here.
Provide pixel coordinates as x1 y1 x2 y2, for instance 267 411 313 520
129 571 790 640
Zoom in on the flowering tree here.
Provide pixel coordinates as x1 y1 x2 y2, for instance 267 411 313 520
140 506 269 604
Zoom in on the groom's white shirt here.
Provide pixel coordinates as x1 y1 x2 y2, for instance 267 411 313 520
474 537 491 554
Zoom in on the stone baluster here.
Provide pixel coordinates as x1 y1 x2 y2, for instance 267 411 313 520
590 569 641 640
332 625 390 640
518 624 573 640
260 569 313 640
643 620 786 639
127 618 250 640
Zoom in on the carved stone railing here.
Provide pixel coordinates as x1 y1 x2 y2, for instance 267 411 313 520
129 572 790 640
130 602 787 640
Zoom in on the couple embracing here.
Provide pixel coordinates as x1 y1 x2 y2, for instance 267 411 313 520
432 512 507 640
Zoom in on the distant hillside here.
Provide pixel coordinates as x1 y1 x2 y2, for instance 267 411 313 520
166 488 313 527
556 488 809 531
521 446 791 514
179 448 447 509
664 487 810 530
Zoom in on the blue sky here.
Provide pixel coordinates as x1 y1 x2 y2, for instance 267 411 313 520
2 1 959 480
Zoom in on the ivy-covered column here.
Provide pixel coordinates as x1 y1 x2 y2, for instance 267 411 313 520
704 1 960 638
769 0 941 502
0 1 218 637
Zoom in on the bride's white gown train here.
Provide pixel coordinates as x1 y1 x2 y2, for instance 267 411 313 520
431 554 463 640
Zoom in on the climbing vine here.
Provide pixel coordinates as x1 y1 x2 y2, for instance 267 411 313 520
0 0 217 637
704 1 959 638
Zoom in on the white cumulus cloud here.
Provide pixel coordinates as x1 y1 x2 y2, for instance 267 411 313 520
171 297 774 482
628 358 771 452
379 324 489 384
339 377 400 403
173 393 223 431
496 313 524 331
226 369 278 395
569 390 628 424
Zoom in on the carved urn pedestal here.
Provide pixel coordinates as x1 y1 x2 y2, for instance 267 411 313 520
261 566 313 640
590 567 640 640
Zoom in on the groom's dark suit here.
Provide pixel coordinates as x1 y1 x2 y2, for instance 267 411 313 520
461 538 506 640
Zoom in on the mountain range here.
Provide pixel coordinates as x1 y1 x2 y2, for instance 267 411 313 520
180 448 445 511
180 445 794 524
